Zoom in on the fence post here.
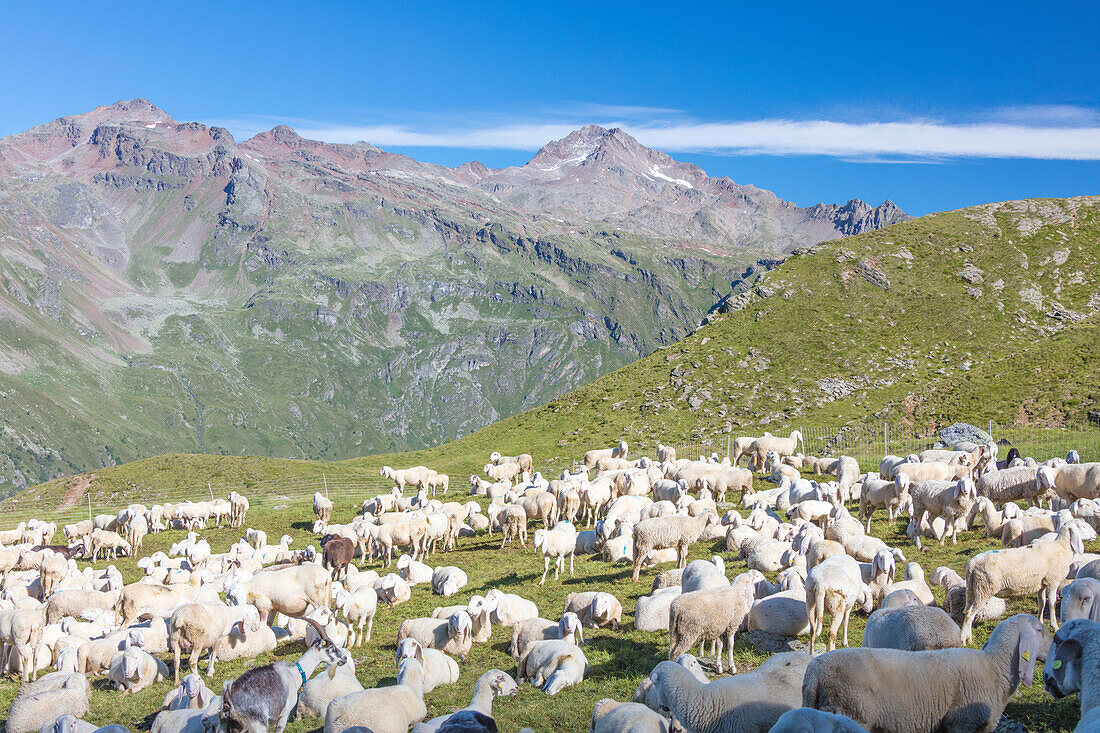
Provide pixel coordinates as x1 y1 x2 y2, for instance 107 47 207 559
989 419 994 443
883 423 888 460
323 473 329 500
208 483 214 502
88 495 92 523
726 435 731 461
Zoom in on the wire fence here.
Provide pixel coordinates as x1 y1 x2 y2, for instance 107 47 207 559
1 421 1097 530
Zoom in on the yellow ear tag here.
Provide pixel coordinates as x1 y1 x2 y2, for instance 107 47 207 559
1053 660 1063 669
1022 651 1030 661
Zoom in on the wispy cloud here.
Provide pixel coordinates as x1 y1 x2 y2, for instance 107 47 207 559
207 104 1100 161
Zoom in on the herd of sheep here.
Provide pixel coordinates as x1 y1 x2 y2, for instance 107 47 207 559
1 434 1100 733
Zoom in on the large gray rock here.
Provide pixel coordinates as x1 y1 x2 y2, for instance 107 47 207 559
939 423 992 448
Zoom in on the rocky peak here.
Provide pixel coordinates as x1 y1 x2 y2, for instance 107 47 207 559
807 199 910 237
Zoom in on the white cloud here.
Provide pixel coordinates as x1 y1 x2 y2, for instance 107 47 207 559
208 107 1100 161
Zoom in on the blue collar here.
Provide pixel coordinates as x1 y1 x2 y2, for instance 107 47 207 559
296 662 307 689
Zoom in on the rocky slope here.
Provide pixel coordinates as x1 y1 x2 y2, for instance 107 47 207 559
0 100 904 490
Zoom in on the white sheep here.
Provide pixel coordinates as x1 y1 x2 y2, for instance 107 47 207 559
430 566 468 597
160 673 212 711
396 554 435 585
533 521 577 585
509 613 583 659
649 651 810 733
634 587 682 632
516 639 588 695
589 699 670 733
398 611 474 661
802 614 1049 733
1043 618 1100 731
1038 462 1100 503
412 669 517 733
668 574 755 673
563 591 622 630
6 673 91 733
296 654 362 720
960 524 1083 645
903 476 977 549
768 708 868 733
334 586 377 646
395 638 459 693
107 645 169 694
631 513 717 582
484 589 539 626
862 592 961 651
324 657 427 733
806 554 873 653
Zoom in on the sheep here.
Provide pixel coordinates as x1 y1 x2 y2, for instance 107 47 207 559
1038 462 1100 503
966 496 1022 540
1060 577 1100 623
806 554 873 654
584 441 629 469
1042 618 1100 731
44 589 117 626
395 638 460 693
893 458 972 486
490 451 534 474
380 465 432 491
484 462 521 483
632 653 707 720
6 673 91 733
533 521 577 586
0 607 45 681
87 530 131 562
516 639 588 695
151 698 222 733
668 574 755 673
295 653 362 720
802 614 1048 733
978 466 1055 508
748 538 795 574
858 473 909 531
321 536 355 580
563 591 623 630
107 644 169 694
496 505 528 548
513 491 556 528
749 431 804 467
510 613 583 659
880 454 918 480
767 709 868 733
631 513 716 582
589 699 669 733
226 562 332 626
168 602 262 682
999 513 1058 547
210 615 278 665
875 562 936 607
398 611 474 661
433 596 491 643
161 673 213 711
960 524 1083 645
324 657 426 733
484 589 539 626
431 566 468 597
903 476 977 550
413 669 517 733
862 592 961 651
649 651 811 733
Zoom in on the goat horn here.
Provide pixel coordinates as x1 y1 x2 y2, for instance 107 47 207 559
303 616 330 641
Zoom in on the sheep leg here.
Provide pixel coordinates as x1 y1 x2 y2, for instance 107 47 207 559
569 552 575 578
206 646 218 678
539 556 550 586
827 611 843 652
173 644 182 684
714 636 724 674
190 647 202 677
726 631 737 674
841 604 853 647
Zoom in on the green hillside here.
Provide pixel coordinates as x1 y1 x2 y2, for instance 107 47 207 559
10 196 1100 513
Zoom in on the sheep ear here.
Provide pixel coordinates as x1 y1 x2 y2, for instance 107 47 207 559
1017 623 1042 686
1073 529 1085 556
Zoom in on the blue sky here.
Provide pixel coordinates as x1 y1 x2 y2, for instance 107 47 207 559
2 1 1097 215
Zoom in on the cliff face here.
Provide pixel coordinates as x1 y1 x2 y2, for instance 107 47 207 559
0 101 905 489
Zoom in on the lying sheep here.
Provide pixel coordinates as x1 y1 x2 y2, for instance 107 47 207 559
398 611 474 661
430 566 468 597
1059 577 1100 623
395 638 460 693
632 653 706 719
296 654 362 720
324 657 427 733
649 652 811 733
803 614 1049 733
748 588 810 638
6 673 91 733
160 674 212 711
589 699 670 733
484 589 539 626
563 591 622 630
413 669 517 733
768 708 868 733
509 613 583 659
929 566 1006 626
635 587 682 632
516 639 588 695
862 591 961 651
107 645 169 694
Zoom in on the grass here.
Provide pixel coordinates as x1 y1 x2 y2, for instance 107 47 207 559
0 466 1091 732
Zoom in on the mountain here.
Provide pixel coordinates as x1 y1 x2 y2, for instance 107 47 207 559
0 100 904 491
471 125 906 249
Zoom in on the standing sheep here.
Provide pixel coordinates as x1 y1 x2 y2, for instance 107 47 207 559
631 513 717 582
668 575 755 673
313 493 333 525
805 555 873 654
534 522 577 585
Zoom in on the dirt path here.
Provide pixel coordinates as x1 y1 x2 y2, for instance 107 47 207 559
58 474 95 509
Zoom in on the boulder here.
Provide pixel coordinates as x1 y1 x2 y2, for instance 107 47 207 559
938 423 992 448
